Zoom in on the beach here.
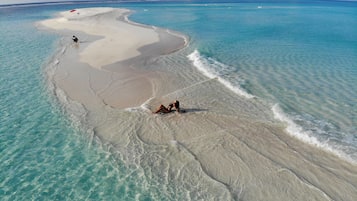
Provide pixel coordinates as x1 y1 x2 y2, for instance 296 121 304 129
39 7 187 109
39 7 357 201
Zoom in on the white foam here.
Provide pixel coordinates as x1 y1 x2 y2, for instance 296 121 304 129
166 29 189 47
188 50 356 164
124 107 144 113
140 97 154 111
60 47 66 55
188 50 254 99
124 97 154 113
272 104 356 164
53 59 60 65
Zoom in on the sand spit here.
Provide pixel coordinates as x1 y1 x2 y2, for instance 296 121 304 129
39 7 357 201
41 7 160 69
39 7 186 109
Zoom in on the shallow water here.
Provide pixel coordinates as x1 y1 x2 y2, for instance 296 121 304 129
128 2 357 162
1 1 356 201
0 4 188 201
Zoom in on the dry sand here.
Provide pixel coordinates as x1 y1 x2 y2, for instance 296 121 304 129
39 7 357 201
40 7 186 109
41 7 160 69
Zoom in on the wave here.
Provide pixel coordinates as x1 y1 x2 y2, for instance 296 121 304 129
272 104 357 164
187 49 356 164
187 50 254 99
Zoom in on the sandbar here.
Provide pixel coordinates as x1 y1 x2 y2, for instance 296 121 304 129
39 7 187 109
39 7 357 201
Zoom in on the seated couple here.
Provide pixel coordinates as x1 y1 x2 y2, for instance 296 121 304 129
155 100 181 114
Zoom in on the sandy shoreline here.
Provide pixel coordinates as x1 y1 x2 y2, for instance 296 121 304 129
41 8 155 69
40 7 187 109
39 7 357 201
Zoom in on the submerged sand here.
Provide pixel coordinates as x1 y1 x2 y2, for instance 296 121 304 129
39 8 357 201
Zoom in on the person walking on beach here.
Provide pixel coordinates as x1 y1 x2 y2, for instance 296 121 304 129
72 35 79 43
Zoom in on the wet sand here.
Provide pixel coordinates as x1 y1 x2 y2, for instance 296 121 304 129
39 8 357 201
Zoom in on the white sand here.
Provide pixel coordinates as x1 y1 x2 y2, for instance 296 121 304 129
41 8 159 69
40 8 185 109
39 8 357 201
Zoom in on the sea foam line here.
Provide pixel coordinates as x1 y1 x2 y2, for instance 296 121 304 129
188 50 254 99
187 50 356 164
272 104 356 164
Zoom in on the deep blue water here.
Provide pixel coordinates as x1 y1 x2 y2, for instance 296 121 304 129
0 1 356 200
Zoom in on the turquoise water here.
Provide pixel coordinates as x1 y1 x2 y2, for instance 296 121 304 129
0 4 185 201
1 1 356 200
128 2 357 161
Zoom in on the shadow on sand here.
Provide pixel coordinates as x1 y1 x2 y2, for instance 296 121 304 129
181 108 208 113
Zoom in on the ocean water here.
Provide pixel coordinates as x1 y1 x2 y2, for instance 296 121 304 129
1 1 356 200
0 4 187 201
127 2 357 161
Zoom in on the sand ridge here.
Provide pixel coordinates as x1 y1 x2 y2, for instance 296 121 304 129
39 7 357 201
41 7 160 69
39 7 186 109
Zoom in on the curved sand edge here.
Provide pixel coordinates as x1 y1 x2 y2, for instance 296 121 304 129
39 7 357 201
39 7 187 109
40 7 186 69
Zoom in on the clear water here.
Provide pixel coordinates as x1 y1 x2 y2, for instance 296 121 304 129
128 2 357 161
0 4 185 201
1 1 356 200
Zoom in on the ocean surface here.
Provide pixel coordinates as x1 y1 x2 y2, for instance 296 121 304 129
127 2 357 161
0 1 356 200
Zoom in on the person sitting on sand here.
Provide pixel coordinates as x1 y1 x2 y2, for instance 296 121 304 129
72 35 79 43
154 101 181 114
154 104 171 114
174 100 180 113
168 103 174 111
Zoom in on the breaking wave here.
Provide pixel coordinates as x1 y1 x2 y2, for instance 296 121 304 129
188 49 356 165
188 50 254 99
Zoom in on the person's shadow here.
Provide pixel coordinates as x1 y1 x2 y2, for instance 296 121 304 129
181 108 208 113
